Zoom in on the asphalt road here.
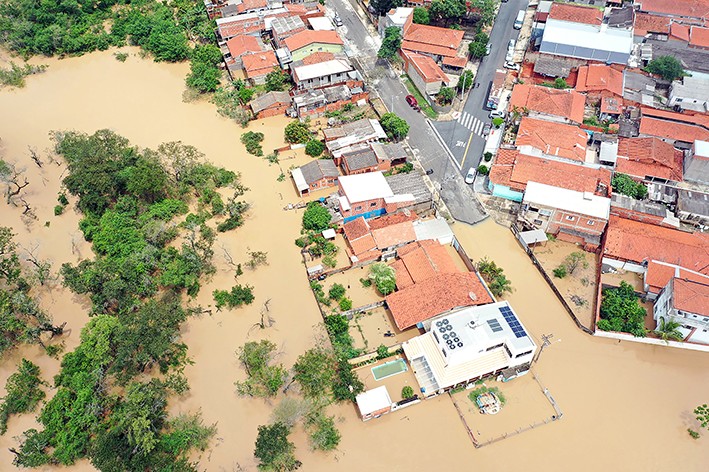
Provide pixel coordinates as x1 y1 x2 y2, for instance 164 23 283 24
328 0 488 224
432 0 529 174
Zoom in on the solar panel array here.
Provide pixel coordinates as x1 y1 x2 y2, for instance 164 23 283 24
487 318 503 333
499 306 527 338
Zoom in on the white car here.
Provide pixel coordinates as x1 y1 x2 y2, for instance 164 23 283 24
334 15 343 26
489 109 505 119
504 62 521 71
505 50 514 62
465 167 476 184
507 39 516 50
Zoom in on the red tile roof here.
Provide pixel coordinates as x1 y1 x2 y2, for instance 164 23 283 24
405 51 449 83
218 17 267 39
509 84 585 123
394 240 461 289
575 64 624 96
386 272 494 330
372 221 416 249
690 25 709 47
603 216 709 273
343 216 370 241
284 30 343 52
226 35 261 59
368 211 418 230
242 51 278 78
672 278 709 314
641 107 709 127
442 56 468 68
601 95 622 115
237 0 267 13
515 117 588 162
401 40 457 58
403 23 464 50
548 3 603 25
645 260 709 293
301 52 336 65
639 116 709 143
616 137 683 181
633 13 671 36
489 149 612 194
637 0 709 20
670 23 691 41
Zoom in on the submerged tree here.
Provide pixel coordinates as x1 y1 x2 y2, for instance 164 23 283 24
254 422 301 471
0 359 45 435
235 340 288 398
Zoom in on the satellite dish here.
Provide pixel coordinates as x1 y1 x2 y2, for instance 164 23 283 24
469 291 477 301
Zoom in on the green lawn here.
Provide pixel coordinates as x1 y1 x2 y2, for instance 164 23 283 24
402 75 438 119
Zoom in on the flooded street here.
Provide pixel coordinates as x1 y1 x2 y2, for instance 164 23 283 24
1 50 708 471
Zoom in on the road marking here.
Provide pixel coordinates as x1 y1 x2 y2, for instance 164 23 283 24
459 131 475 170
458 112 486 137
456 140 465 147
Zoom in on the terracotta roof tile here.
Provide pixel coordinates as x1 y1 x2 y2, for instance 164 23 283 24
237 0 267 13
343 216 370 241
575 64 624 96
284 30 343 52
372 221 416 249
616 137 684 181
603 216 709 273
401 40 457 58
391 259 414 289
301 52 336 65
509 84 585 123
645 260 709 293
690 25 709 47
670 23 691 41
403 23 464 50
633 13 671 36
442 56 468 68
242 51 278 78
392 241 461 289
386 272 494 330
600 95 622 115
350 234 377 256
515 117 588 162
548 3 603 25
639 116 709 143
226 35 261 58
637 0 709 20
368 211 418 230
641 107 709 128
489 149 518 189
406 52 449 83
672 278 709 314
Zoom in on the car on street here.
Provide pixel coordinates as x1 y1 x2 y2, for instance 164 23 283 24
485 43 491 55
489 109 505 119
405 94 418 106
483 123 492 137
334 15 343 26
504 62 521 71
505 50 514 62
465 167 476 184
508 39 516 50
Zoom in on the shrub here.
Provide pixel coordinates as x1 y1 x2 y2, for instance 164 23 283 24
328 283 346 301
360 277 372 288
240 131 264 156
212 285 255 310
369 263 396 296
492 117 504 128
302 202 331 232
305 139 325 157
376 344 389 359
322 255 337 268
477 165 489 175
114 52 128 62
598 281 647 337
688 428 700 439
338 297 352 311
325 314 349 336
612 173 648 200
54 205 64 216
483 152 493 162
284 120 311 144
401 385 414 399
553 265 567 278
437 87 455 105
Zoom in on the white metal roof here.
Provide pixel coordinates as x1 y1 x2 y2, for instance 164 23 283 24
387 7 414 25
294 59 352 82
599 141 618 164
291 168 308 192
694 140 709 158
322 228 336 239
308 17 335 30
519 229 548 245
524 181 611 219
542 19 633 54
338 195 350 211
413 217 454 244
338 172 394 203
355 386 392 415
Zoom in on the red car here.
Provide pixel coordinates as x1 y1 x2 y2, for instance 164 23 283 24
405 95 420 111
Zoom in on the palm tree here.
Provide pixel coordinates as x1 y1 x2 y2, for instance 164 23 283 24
652 317 684 343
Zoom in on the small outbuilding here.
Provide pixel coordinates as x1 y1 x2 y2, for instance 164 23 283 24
355 386 393 421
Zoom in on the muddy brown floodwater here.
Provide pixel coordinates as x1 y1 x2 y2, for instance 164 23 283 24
1 49 708 472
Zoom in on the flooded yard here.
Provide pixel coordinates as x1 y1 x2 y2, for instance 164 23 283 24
351 307 420 352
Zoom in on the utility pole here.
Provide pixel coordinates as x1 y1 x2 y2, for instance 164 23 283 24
533 333 556 364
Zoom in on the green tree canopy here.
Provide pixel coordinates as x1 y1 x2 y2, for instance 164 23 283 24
370 0 404 15
235 340 287 398
438 86 455 104
653 317 684 343
265 68 291 92
380 112 410 141
302 202 331 232
413 7 430 24
305 139 325 157
369 262 396 295
645 55 687 81
457 69 474 91
284 120 311 144
254 422 300 471
429 0 466 24
378 27 402 59
598 281 647 337
0 359 45 435
293 347 337 399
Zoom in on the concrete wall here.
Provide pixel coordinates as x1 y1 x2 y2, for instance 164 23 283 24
291 43 344 62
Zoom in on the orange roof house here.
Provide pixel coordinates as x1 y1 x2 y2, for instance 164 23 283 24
508 84 585 123
639 116 709 143
616 137 684 181
633 13 671 37
390 240 460 290
690 25 709 48
603 216 709 274
645 260 709 294
636 0 709 21
548 2 603 25
226 35 261 59
575 64 624 96
342 212 419 259
386 272 494 330
242 51 278 83
343 217 377 257
670 23 691 41
672 278 709 314
284 30 343 53
515 117 589 162
401 23 464 59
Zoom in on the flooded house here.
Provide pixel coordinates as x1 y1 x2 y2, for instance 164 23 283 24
335 172 414 222
291 159 339 197
653 277 709 345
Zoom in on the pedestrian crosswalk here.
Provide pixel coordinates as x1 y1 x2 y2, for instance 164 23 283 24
457 112 485 136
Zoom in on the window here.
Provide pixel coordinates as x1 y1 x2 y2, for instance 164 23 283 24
529 206 540 212
565 215 575 221
587 220 595 226
370 202 377 207
354 206 362 211
539 209 552 217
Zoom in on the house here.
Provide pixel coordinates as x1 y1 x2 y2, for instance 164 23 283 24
412 217 455 245
653 277 709 345
292 59 355 91
508 84 585 124
610 193 679 228
532 55 577 79
250 91 292 119
308 16 335 31
519 181 610 250
636 0 709 22
489 149 611 202
341 147 391 175
216 8 290 40
644 260 709 298
602 215 709 274
336 172 414 222
400 18 465 62
575 64 624 97
669 72 709 113
342 212 419 261
292 82 368 117
539 19 633 64
402 302 537 396
548 2 603 26
638 109 709 145
633 12 672 39
400 50 450 96
385 171 434 215
284 30 344 62
535 1 552 23
242 51 279 84
371 142 407 167
325 119 387 157
515 117 589 163
379 7 414 35
223 35 265 73
291 159 339 197
616 137 684 181
676 188 709 227
271 16 307 48
684 140 709 185
355 386 393 421
607 5 635 29
390 240 462 290
690 26 709 49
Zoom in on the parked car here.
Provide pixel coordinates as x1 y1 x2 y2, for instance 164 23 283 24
485 43 491 55
483 123 492 137
507 39 516 50
504 62 521 71
465 167 476 184
405 95 418 107
514 10 525 29
505 50 514 62
489 109 505 119
334 15 343 26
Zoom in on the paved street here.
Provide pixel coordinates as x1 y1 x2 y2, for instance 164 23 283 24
432 0 529 174
328 0 488 224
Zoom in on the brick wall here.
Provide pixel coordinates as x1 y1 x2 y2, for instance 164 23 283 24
256 103 291 119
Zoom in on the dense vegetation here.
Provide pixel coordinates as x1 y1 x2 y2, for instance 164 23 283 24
0 0 219 91
380 112 410 141
612 173 648 200
645 55 686 81
8 130 248 469
477 258 513 297
598 281 646 337
0 359 45 435
378 26 402 60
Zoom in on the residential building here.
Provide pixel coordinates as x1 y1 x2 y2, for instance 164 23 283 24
403 302 537 396
653 277 709 345
489 149 611 202
385 171 434 215
223 34 265 73
633 12 672 39
292 58 355 90
271 16 307 48
610 193 679 228
341 147 391 175
371 142 408 167
616 137 684 181
249 91 291 119
390 240 462 290
638 109 709 145
242 51 279 84
216 9 288 40
508 84 585 124
515 117 589 163
690 25 709 49
378 7 414 36
400 50 450 96
284 30 344 62
400 19 465 62
540 19 633 64
684 140 709 185
308 16 335 31
292 82 368 117
336 172 414 222
636 0 709 22
548 2 603 26
644 260 709 298
324 119 387 157
355 386 394 421
669 72 709 113
676 188 709 227
342 212 419 261
291 159 339 197
602 215 709 274
519 181 610 250
575 64 624 97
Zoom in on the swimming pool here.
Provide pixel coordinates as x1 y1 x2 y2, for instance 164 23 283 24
371 359 408 381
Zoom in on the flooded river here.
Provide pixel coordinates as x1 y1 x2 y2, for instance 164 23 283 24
1 49 708 471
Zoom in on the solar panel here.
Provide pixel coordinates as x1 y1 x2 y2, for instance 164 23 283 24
499 306 527 338
487 319 503 333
